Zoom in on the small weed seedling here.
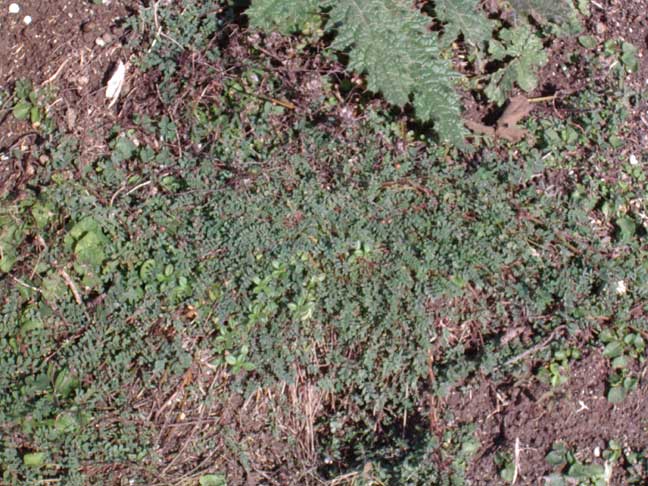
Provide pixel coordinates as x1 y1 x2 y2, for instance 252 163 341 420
537 346 581 387
600 325 645 403
10 79 54 131
545 442 612 485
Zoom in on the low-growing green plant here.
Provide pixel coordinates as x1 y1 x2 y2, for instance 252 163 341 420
10 79 54 131
246 0 584 146
2 1 646 484
600 325 645 403
494 449 516 483
537 346 581 387
484 24 548 105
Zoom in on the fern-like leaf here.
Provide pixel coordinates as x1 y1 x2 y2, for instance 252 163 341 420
508 0 572 23
248 0 468 146
247 0 322 34
434 0 494 49
328 0 467 146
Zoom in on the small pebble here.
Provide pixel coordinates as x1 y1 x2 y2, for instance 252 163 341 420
95 37 106 47
23 15 31 25
630 154 639 166
8 3 20 14
82 21 96 33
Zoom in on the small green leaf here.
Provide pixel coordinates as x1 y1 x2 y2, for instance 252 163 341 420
31 202 55 229
621 42 639 73
21 319 44 333
0 247 17 273
515 63 539 92
66 218 103 246
54 369 78 398
633 335 645 350
139 259 156 282
23 452 46 467
578 35 597 49
164 263 174 277
546 443 569 465
611 355 628 369
199 473 227 486
607 385 626 404
461 437 480 455
602 340 623 359
74 231 105 267
41 271 68 302
161 175 181 192
567 462 604 479
112 135 136 161
546 448 567 466
13 100 32 120
599 328 615 343
616 216 636 241
577 0 590 16
623 376 637 390
500 463 515 482
54 413 78 432
484 25 547 104
30 105 42 124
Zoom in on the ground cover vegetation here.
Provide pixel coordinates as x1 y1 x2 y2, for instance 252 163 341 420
1 0 647 484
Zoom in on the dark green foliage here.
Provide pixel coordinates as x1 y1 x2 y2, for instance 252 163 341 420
329 0 467 146
434 0 494 49
246 0 321 34
1 1 644 484
485 24 548 104
2 77 644 483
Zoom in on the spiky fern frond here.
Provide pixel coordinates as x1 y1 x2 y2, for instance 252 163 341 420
434 0 494 49
329 0 467 146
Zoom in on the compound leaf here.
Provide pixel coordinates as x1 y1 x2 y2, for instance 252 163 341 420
435 0 494 49
484 25 548 105
328 0 467 146
247 0 322 34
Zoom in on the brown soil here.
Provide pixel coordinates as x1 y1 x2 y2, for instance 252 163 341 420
0 0 136 194
453 351 648 484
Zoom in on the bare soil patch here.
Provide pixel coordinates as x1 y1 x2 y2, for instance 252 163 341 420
0 0 137 194
454 351 648 484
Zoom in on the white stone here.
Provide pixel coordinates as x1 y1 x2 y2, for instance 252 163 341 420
630 154 639 166
105 60 126 108
23 15 31 25
615 280 627 295
8 3 20 14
